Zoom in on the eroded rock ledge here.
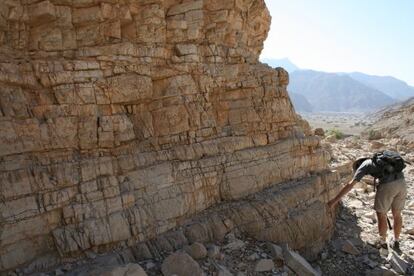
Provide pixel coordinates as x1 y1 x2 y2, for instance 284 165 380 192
0 0 339 271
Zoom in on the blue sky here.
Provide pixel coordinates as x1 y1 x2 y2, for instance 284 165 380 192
261 0 414 85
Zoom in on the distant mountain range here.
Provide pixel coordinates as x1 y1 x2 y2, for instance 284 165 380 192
260 58 414 112
347 72 414 101
289 70 396 112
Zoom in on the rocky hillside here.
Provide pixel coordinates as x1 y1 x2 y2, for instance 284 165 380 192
289 70 395 112
0 0 340 273
364 97 414 148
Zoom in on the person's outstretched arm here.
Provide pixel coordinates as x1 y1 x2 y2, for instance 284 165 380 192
328 179 358 209
328 159 370 209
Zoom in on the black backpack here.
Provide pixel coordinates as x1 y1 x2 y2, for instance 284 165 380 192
352 151 407 177
371 150 406 178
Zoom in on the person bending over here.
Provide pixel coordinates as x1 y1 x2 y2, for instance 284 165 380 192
328 151 407 250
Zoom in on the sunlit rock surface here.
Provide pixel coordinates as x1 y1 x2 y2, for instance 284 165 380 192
0 0 340 271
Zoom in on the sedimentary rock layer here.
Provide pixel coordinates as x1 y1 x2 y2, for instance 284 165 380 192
0 0 339 271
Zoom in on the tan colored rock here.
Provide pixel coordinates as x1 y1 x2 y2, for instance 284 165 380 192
161 252 203 276
254 259 275 272
283 245 320 276
314 128 325 137
27 1 56 26
0 0 340 273
370 141 385 150
325 134 337 143
341 240 360 255
184 242 207 260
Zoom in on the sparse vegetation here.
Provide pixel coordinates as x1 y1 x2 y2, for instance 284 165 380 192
367 129 381 140
326 128 344 139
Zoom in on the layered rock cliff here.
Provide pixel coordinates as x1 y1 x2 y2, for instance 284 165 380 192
0 0 340 272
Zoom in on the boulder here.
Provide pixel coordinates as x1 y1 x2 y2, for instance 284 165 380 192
184 242 207 260
161 252 203 276
314 128 325 137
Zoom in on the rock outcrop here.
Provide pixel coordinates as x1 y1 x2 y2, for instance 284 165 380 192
0 0 340 272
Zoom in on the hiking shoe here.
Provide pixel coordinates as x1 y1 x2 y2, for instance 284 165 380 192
373 239 388 249
390 240 401 253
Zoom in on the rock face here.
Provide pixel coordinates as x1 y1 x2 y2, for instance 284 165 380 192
0 0 340 272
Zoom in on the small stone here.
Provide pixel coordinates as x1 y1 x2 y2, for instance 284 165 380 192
145 262 155 270
405 227 414 235
325 134 337 143
362 255 378 269
55 269 64 276
225 232 236 242
236 262 246 270
223 239 245 251
85 250 97 259
347 199 363 209
247 253 259 261
379 248 389 257
260 253 268 258
365 211 377 221
341 240 360 255
365 268 397 276
267 243 284 260
254 259 274 272
282 245 320 276
207 245 221 259
370 141 385 150
216 265 233 276
62 263 72 271
184 242 207 259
